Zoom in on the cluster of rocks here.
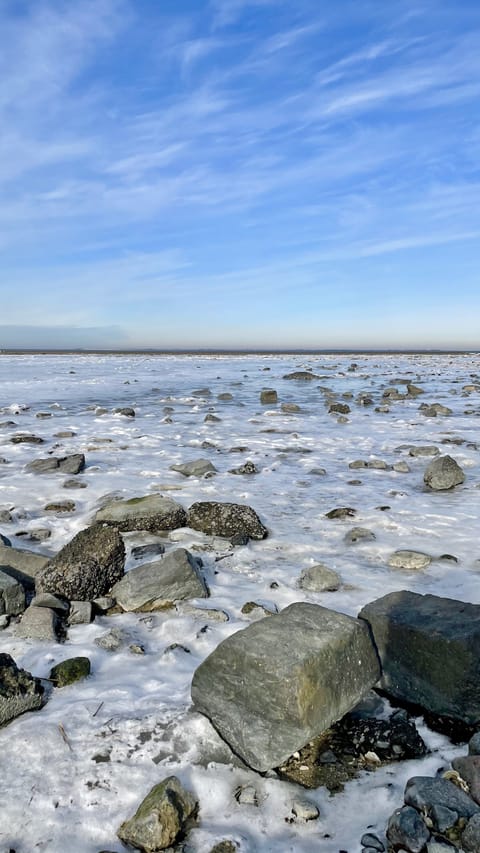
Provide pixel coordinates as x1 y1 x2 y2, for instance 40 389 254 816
385 752 480 852
0 494 268 638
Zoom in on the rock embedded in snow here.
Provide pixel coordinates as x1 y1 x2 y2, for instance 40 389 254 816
325 506 356 519
283 371 320 380
95 494 187 533
291 798 320 821
423 455 465 490
187 501 268 541
26 453 85 474
170 458 217 477
344 526 376 544
0 653 46 726
36 524 125 601
191 602 381 772
387 550 432 570
360 591 480 725
229 460 258 475
49 656 91 687
298 563 341 592
111 548 208 612
260 388 277 404
409 445 440 457
117 775 197 852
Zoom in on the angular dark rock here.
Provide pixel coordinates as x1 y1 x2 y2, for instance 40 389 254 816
187 501 268 541
117 775 197 852
0 653 46 726
359 591 480 726
36 524 125 601
386 805 430 853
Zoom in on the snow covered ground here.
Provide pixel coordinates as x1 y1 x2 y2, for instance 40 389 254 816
0 351 478 853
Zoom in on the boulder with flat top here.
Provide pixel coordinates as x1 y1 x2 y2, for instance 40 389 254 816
191 602 380 772
359 591 480 725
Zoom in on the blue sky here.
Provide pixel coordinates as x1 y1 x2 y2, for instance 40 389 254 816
1 0 479 350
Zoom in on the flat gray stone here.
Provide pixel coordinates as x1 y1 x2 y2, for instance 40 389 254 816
0 653 46 725
298 563 341 592
16 605 61 641
170 459 217 477
344 527 376 544
360 591 480 725
387 550 432 570
187 501 268 541
95 494 187 533
0 543 49 586
0 569 25 615
111 548 208 612
191 602 380 772
68 600 93 624
36 524 125 600
424 455 465 490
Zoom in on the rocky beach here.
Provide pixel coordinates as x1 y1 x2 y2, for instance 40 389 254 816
1 351 479 853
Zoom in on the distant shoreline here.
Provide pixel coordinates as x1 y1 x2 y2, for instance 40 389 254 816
0 348 478 356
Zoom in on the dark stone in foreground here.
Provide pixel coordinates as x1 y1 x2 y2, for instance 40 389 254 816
386 805 430 853
187 501 268 541
50 657 91 687
36 524 125 600
359 591 480 726
0 653 46 726
191 602 380 772
404 776 479 822
117 775 197 852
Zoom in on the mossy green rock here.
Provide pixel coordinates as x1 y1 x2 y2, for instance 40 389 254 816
50 656 91 687
117 775 197 851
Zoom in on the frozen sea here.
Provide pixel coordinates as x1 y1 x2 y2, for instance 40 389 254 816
0 351 479 853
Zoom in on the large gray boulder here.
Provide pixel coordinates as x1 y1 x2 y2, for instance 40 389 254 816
111 548 208 612
117 775 197 852
0 569 25 615
0 543 49 587
191 602 380 772
95 494 187 533
0 653 46 726
423 455 465 490
36 524 125 600
359 591 480 725
187 501 268 541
